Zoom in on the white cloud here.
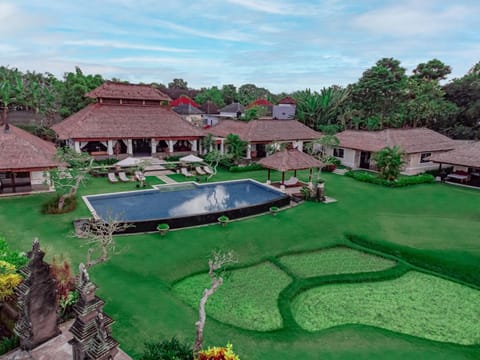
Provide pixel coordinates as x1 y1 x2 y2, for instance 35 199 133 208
63 40 194 53
353 2 470 37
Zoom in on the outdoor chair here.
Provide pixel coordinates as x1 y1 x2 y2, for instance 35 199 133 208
284 176 299 187
203 166 214 175
195 166 206 175
118 172 131 182
108 172 119 183
134 171 146 182
181 167 194 177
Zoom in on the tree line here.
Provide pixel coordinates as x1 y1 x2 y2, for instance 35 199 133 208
1 57 479 139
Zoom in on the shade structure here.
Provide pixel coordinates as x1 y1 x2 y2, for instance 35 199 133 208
179 154 204 163
258 149 323 172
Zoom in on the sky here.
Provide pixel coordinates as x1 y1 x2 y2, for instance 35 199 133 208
1 0 479 92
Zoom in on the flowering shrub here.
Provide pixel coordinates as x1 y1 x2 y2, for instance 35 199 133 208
0 260 22 301
199 343 240 360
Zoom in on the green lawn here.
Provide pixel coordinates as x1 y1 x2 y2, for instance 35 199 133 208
1 169 480 359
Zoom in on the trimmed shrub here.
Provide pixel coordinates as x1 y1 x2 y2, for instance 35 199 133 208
140 337 193 360
229 163 264 172
163 155 182 162
345 170 434 187
0 238 27 269
42 195 77 214
0 261 22 301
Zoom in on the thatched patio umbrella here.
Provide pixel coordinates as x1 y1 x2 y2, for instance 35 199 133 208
258 149 323 188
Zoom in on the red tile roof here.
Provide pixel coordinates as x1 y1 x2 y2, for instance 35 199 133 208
278 96 297 105
52 103 205 140
85 82 171 101
0 125 59 171
258 149 322 171
247 98 272 108
169 96 199 108
199 101 219 114
428 141 480 168
337 128 456 153
207 119 321 142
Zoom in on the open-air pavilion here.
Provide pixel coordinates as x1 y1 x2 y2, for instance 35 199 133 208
258 148 323 191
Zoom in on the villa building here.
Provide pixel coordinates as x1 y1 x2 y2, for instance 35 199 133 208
273 96 297 120
0 124 59 194
207 119 321 159
328 128 456 175
219 103 245 118
52 82 205 158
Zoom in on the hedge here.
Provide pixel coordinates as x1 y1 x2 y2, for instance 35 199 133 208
345 170 435 187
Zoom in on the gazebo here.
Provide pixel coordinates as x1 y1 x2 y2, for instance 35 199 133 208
258 149 323 189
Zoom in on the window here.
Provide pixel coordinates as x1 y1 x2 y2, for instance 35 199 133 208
333 147 344 158
420 152 431 163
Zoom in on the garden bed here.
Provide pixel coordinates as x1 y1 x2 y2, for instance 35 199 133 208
291 271 480 345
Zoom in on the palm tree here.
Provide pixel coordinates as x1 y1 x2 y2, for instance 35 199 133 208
374 146 405 181
225 133 247 164
0 67 24 130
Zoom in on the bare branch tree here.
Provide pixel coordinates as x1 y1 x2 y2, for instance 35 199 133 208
80 213 133 269
194 250 238 354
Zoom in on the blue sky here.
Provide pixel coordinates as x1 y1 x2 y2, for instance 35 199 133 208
1 0 479 92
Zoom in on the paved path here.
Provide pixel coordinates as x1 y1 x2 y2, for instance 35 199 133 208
156 174 177 184
333 168 349 175
1 321 131 360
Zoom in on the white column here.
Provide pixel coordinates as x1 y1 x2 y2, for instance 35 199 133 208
192 139 198 152
220 139 225 154
198 140 203 154
246 143 252 159
151 139 157 154
168 140 174 153
297 140 304 152
74 141 81 153
107 140 114 156
127 139 133 155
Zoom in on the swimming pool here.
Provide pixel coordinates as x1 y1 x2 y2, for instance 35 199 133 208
83 179 290 233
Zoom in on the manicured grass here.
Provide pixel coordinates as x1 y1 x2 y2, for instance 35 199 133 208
1 169 479 359
173 262 291 331
278 246 396 278
292 271 480 345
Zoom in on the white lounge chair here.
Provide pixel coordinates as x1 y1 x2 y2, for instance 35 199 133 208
203 166 214 175
283 176 299 187
195 166 206 175
181 168 194 177
108 172 119 183
118 172 131 182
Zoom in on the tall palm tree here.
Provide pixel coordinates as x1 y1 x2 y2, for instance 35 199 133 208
0 67 24 130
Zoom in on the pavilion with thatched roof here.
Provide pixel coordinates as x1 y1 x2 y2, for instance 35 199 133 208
258 148 323 189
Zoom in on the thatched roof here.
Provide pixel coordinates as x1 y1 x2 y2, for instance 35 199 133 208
337 128 456 154
208 119 321 143
258 149 322 172
0 124 59 171
428 141 480 168
52 103 205 140
86 82 170 101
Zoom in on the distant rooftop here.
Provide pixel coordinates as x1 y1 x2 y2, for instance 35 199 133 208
86 82 171 102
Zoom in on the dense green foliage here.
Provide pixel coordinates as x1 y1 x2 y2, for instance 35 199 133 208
0 336 18 356
140 338 193 360
228 163 264 172
374 146 405 181
345 170 435 187
0 237 27 269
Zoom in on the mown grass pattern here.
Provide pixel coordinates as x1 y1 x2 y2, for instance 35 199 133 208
174 262 291 331
278 246 396 278
292 271 480 345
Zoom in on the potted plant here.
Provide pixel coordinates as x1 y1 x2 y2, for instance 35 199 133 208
217 215 229 227
156 223 170 236
269 206 279 216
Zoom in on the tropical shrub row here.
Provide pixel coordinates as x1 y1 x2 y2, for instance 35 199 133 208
345 170 434 187
229 163 263 172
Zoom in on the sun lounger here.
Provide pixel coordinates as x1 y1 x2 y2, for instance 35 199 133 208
195 166 206 175
118 172 131 182
108 172 119 183
284 176 299 187
203 166 214 175
181 167 194 177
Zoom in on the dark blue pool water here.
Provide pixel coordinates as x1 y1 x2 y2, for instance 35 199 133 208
84 180 287 223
